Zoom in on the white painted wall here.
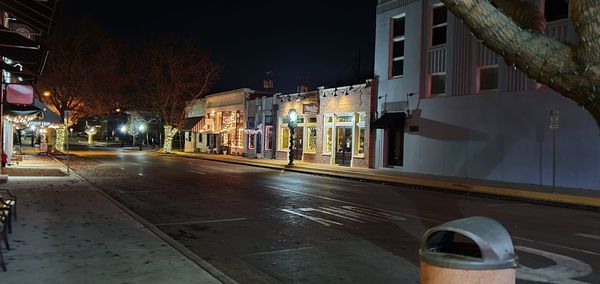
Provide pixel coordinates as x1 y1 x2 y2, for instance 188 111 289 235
374 0 600 190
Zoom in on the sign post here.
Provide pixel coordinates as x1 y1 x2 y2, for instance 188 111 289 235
64 110 71 175
549 110 559 187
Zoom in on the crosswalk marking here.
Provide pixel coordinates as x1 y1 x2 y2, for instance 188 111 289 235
282 205 406 227
341 206 407 221
320 207 387 222
299 207 365 223
280 209 343 227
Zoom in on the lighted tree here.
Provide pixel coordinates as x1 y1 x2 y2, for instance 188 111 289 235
440 0 600 128
84 123 100 144
121 112 148 147
137 39 221 153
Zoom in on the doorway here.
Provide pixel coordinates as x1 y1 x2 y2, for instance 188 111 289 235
293 127 303 161
335 127 352 166
388 128 404 166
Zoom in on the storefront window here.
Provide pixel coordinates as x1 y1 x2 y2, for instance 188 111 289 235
248 134 255 149
306 127 317 152
324 127 333 154
356 127 365 155
265 126 273 150
280 127 289 150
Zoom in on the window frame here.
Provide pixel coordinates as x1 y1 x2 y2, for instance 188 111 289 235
429 72 446 96
478 65 499 92
390 14 406 78
430 4 447 47
265 125 273 151
322 114 334 155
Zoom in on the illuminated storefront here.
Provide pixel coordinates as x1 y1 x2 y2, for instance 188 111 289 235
275 81 375 168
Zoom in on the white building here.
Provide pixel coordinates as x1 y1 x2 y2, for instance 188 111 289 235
373 0 600 189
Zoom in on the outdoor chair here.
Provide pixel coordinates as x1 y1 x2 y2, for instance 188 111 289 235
0 209 8 271
0 189 15 234
0 189 15 220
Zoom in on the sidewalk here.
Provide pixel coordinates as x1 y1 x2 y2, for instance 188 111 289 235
0 154 230 283
174 151 600 210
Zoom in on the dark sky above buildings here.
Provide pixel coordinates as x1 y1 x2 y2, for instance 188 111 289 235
60 0 378 93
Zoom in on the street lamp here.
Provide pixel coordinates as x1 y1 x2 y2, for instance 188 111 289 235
287 108 298 166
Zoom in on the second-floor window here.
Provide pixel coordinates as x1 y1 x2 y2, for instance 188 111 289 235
430 73 446 96
431 4 447 47
390 15 405 78
545 0 568 22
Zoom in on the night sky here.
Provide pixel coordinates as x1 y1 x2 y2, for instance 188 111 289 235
60 0 378 94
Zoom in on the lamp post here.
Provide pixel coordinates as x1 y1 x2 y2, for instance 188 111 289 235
287 108 298 166
138 124 146 151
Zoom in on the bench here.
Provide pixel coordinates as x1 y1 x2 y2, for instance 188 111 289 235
0 184 15 272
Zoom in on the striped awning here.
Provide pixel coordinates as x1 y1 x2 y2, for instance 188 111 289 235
179 116 203 132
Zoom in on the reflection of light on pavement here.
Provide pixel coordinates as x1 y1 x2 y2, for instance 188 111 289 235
138 173 143 176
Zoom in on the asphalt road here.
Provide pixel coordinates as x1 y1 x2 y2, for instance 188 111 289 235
60 146 600 284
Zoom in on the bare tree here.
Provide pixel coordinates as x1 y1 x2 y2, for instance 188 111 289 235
440 0 600 128
138 39 222 152
36 20 125 124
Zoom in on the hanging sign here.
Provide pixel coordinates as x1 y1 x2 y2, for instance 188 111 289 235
303 103 319 115
6 84 34 105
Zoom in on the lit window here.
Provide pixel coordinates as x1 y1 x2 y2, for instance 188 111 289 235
430 73 446 96
248 134 255 149
324 127 333 154
355 127 365 155
306 127 317 152
390 15 405 78
265 126 273 150
280 127 289 150
479 65 498 91
431 5 447 47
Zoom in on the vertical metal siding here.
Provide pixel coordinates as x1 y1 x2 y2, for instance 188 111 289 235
452 21 473 96
478 44 497 66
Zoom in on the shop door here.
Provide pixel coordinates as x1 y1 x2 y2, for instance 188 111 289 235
388 128 404 166
335 127 352 166
256 133 262 154
293 127 303 160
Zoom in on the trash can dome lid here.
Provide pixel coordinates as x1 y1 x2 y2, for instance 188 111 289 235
419 216 517 270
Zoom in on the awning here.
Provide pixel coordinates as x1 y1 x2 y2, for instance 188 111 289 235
179 116 204 131
371 112 406 129
3 103 42 116
0 26 47 76
0 0 61 34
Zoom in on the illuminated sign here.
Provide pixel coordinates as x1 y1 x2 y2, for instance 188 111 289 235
6 84 34 105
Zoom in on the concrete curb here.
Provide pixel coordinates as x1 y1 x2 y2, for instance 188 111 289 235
173 152 600 211
51 155 238 284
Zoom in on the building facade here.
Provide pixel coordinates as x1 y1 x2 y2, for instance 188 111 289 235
243 91 277 159
374 0 600 189
275 82 375 168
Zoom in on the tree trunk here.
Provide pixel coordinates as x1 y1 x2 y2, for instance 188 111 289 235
441 0 600 128
162 125 179 153
55 125 66 153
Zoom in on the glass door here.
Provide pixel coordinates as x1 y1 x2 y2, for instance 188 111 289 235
293 127 303 161
335 127 352 166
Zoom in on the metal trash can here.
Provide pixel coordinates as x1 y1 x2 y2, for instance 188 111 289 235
419 216 517 284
